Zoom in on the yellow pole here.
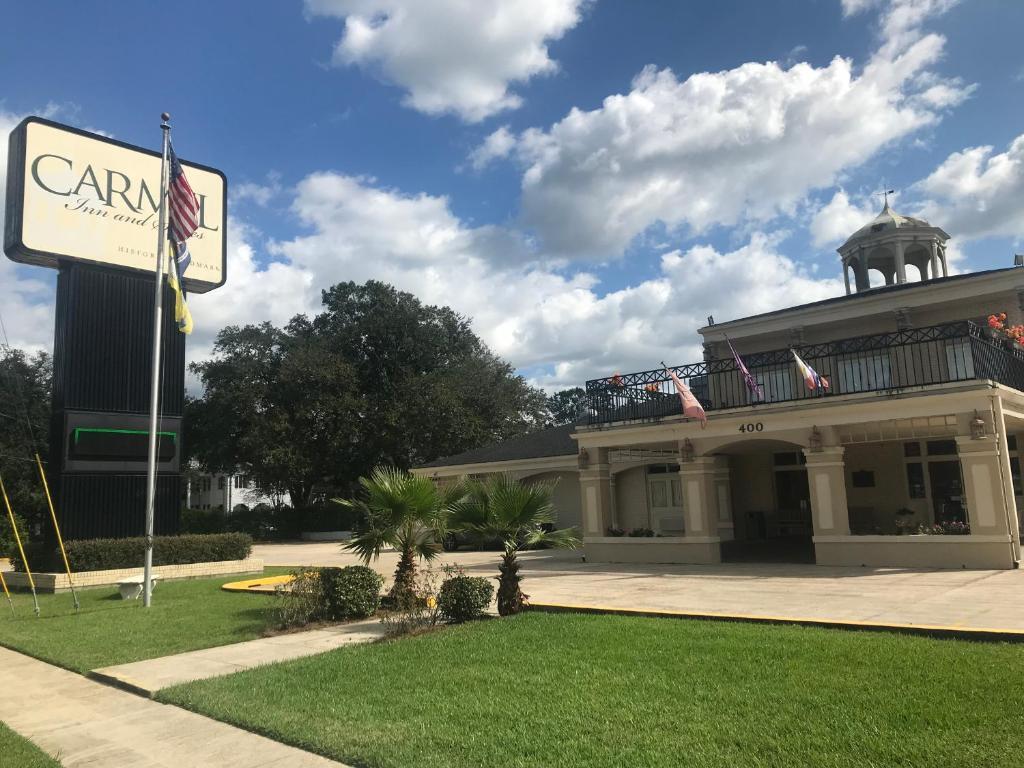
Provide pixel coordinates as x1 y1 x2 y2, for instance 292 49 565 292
0 474 38 616
0 568 13 615
35 454 78 611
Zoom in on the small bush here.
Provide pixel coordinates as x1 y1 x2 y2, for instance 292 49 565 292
12 533 253 572
277 565 383 628
380 567 440 638
276 568 325 628
322 565 383 620
438 573 493 623
180 508 227 534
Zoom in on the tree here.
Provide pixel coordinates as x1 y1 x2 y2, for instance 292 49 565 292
187 281 549 507
336 466 461 604
0 349 52 539
448 474 579 616
545 387 588 426
187 320 360 509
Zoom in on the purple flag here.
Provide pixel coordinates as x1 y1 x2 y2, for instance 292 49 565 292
727 337 762 401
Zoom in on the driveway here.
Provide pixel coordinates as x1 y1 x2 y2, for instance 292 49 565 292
254 541 1024 633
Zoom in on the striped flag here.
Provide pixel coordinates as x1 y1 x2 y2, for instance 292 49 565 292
168 143 200 251
664 365 707 428
165 143 198 334
792 350 829 392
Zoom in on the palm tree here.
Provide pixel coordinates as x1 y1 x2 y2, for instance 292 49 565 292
448 474 579 616
335 466 461 604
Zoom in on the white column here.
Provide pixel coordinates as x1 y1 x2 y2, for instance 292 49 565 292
956 436 1015 539
803 447 850 536
930 241 940 280
843 263 851 295
579 448 612 537
894 240 907 284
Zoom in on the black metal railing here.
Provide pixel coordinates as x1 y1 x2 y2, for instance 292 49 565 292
582 321 1024 426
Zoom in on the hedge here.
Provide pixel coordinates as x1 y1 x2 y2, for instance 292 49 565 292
10 532 253 573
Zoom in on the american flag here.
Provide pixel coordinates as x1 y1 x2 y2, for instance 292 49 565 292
167 143 199 274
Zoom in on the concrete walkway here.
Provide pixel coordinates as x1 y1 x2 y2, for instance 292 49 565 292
0 646 348 767
92 618 386 697
255 543 1024 633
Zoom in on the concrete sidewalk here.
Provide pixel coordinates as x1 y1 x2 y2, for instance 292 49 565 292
255 543 1024 634
92 618 386 697
0 646 348 767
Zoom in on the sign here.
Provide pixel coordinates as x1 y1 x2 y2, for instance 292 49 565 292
4 116 226 293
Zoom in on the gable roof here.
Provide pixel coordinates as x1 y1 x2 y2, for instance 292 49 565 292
417 424 578 469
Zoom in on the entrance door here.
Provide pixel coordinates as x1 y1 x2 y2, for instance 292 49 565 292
648 474 684 534
929 460 965 523
774 470 812 536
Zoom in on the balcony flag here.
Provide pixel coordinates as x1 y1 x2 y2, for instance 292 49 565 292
792 350 829 392
661 362 707 428
725 335 762 401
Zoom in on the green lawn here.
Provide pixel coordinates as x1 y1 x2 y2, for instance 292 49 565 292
0 570 285 673
0 723 61 767
162 612 1024 768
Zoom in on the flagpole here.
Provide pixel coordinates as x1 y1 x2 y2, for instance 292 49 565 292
143 112 172 608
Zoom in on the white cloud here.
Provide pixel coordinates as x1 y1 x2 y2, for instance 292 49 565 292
485 0 964 259
810 190 878 248
306 0 587 122
914 134 1024 242
0 109 56 353
468 125 516 170
261 172 841 388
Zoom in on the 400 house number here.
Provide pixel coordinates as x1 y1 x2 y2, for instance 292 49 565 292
738 422 764 433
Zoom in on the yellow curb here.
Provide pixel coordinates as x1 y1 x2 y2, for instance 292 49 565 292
221 574 295 593
528 602 1024 641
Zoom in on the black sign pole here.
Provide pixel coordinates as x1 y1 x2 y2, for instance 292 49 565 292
143 113 172 608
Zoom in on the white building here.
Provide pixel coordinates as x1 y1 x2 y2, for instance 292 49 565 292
417 205 1024 570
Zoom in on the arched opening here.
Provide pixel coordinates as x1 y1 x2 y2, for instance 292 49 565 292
867 268 888 289
905 263 923 282
713 438 816 563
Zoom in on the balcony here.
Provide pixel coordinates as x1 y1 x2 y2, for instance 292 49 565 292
582 321 1024 426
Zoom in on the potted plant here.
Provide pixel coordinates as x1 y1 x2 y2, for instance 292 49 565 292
894 507 915 535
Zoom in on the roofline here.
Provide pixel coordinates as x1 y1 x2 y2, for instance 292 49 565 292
412 453 578 476
699 267 1021 336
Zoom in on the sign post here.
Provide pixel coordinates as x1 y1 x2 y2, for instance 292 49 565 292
143 114 172 608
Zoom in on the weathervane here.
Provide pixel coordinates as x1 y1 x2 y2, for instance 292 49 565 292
877 185 896 208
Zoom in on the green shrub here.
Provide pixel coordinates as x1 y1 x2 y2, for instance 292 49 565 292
277 565 383 627
322 565 383 620
11 533 253 572
180 508 227 534
438 574 494 623
0 511 30 560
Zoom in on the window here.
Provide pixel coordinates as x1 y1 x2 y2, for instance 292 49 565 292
1012 456 1021 496
234 476 250 489
217 476 225 490
755 368 795 403
945 339 975 380
202 477 211 492
926 440 957 456
838 351 891 392
773 452 805 467
903 442 922 458
906 463 926 498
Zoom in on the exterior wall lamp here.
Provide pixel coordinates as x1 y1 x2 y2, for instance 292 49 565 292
970 411 987 439
679 438 695 462
809 426 823 452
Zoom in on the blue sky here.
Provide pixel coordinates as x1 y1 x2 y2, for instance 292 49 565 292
2 0 1023 390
